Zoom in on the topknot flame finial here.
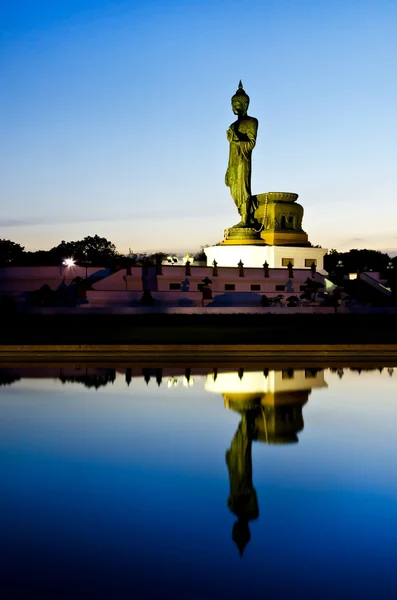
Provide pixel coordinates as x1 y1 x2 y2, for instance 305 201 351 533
232 81 250 107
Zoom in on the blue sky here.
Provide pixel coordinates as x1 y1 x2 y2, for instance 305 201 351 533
1 0 397 254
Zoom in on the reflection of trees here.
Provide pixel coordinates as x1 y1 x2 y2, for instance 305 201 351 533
0 375 21 387
347 368 378 374
59 370 116 389
330 367 393 377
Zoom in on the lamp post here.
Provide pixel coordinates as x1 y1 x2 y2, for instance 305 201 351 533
386 261 395 287
81 254 92 280
336 260 344 284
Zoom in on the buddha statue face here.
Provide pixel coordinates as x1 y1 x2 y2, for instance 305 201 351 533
231 81 250 117
232 97 248 116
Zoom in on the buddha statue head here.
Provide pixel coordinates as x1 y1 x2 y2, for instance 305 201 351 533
231 81 250 116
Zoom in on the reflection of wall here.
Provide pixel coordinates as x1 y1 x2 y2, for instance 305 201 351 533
205 368 326 397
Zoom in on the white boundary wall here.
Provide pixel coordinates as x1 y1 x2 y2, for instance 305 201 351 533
204 245 327 272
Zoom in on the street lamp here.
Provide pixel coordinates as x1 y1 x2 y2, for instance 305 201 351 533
336 260 344 281
81 254 92 280
60 257 75 277
386 261 395 287
62 258 75 268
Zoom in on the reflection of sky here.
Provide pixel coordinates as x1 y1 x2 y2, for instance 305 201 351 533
1 369 397 598
0 375 238 471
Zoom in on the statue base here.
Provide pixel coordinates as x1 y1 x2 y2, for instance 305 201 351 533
222 227 265 245
254 191 310 246
260 231 310 246
206 190 326 269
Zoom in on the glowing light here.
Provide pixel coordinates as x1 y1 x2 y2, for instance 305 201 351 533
183 253 193 264
63 258 75 267
166 256 178 264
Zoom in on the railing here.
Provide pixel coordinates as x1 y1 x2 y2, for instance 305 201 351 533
359 272 392 297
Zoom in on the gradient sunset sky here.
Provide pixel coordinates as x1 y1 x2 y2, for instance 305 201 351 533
1 0 396 255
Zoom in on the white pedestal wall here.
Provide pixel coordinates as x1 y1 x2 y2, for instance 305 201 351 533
204 245 327 273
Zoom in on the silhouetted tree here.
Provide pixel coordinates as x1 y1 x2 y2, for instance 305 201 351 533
300 278 324 302
325 249 390 276
286 295 299 307
0 239 25 266
193 246 208 262
13 236 119 267
51 235 117 264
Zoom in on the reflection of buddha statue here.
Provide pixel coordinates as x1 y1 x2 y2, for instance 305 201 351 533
226 411 259 556
224 388 309 446
208 369 328 554
225 81 258 227
254 391 307 445
207 370 327 446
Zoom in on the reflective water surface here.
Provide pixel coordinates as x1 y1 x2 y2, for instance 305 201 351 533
1 364 397 599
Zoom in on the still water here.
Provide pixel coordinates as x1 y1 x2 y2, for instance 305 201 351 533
1 364 397 599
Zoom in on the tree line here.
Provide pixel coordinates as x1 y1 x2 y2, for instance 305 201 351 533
0 236 169 268
0 237 396 277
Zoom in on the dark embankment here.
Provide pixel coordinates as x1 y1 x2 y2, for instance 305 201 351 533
1 313 397 345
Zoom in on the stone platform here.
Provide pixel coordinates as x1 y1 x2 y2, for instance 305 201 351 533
207 190 325 269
